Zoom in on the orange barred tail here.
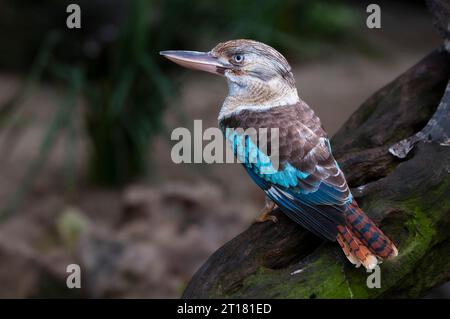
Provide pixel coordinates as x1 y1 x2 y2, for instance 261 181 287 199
337 200 398 270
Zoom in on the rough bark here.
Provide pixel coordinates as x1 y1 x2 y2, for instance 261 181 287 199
182 47 450 299
389 0 450 158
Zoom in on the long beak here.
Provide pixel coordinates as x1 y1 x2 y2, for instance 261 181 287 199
159 50 227 75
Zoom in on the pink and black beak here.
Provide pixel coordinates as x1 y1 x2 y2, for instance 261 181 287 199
159 50 228 75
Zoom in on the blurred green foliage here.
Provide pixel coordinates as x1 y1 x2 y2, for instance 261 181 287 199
85 0 168 185
0 0 361 218
152 0 361 57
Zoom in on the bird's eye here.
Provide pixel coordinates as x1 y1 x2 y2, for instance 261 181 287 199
232 54 244 64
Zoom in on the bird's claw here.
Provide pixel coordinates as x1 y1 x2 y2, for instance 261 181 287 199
254 212 278 224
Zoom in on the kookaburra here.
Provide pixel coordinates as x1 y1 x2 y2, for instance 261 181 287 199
161 39 398 270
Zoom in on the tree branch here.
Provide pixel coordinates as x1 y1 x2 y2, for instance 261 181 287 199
389 0 450 158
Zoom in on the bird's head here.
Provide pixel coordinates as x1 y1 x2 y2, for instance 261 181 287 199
160 39 299 118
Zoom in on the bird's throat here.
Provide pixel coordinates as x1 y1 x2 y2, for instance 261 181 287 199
218 80 299 120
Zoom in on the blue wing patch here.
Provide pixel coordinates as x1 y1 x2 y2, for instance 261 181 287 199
226 128 311 188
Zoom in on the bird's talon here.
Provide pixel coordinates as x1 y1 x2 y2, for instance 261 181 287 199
254 212 278 224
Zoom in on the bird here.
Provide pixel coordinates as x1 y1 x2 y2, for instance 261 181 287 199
160 39 398 270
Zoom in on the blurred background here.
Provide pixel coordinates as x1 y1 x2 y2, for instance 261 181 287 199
0 0 447 298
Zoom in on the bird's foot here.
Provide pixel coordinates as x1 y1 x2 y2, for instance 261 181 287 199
254 211 278 223
254 199 277 224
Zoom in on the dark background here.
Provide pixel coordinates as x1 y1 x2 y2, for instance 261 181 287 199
0 0 447 298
